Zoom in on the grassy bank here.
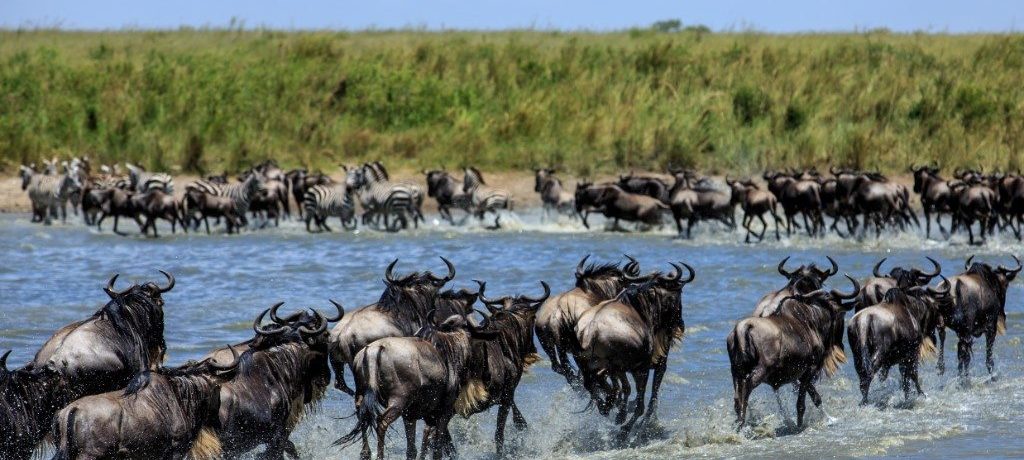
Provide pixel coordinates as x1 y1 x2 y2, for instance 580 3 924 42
2 28 1023 175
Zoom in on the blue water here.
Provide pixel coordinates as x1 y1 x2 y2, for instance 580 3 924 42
2 212 1024 459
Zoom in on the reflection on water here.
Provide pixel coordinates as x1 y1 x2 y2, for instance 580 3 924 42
2 212 1024 459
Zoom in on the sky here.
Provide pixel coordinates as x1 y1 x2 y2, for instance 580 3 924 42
1 0 1020 33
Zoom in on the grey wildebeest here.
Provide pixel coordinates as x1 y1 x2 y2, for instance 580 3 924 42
752 256 839 317
425 169 473 225
726 177 783 242
94 187 144 235
0 352 68 460
912 165 955 239
576 263 695 440
534 168 575 220
938 255 1021 379
847 280 951 404
854 257 942 312
727 277 859 429
50 346 241 460
459 280 549 457
574 182 667 230
534 255 639 386
335 312 498 460
667 172 735 238
32 271 175 400
616 172 672 203
328 258 457 395
207 301 343 459
949 179 998 245
183 187 245 234
134 189 186 237
764 171 824 237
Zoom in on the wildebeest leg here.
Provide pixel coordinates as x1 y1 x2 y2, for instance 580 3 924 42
645 358 668 423
417 425 433 460
801 213 813 237
734 367 764 430
985 329 997 376
957 336 974 380
795 380 809 427
898 361 913 401
937 327 946 375
614 372 631 425
494 400 511 458
203 216 212 235
403 417 418 460
377 399 404 460
511 402 528 431
619 368 650 441
686 218 696 239
924 209 932 239
804 381 830 422
757 214 769 242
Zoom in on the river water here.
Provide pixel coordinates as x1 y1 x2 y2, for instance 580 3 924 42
2 211 1023 459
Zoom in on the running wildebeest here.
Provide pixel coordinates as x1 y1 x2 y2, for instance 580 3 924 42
534 168 575 220
726 177 783 242
0 352 68 460
574 182 667 230
534 254 639 386
752 256 839 317
728 276 859 429
855 257 942 312
425 169 473 225
912 165 955 239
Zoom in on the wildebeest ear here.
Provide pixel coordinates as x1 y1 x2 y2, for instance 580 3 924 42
438 314 466 331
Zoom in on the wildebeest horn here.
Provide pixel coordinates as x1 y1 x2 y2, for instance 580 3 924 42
208 344 241 372
0 350 9 372
426 309 438 326
474 280 502 306
522 281 551 304
270 302 302 324
927 275 952 297
964 255 975 270
104 272 130 297
777 256 794 277
872 257 887 278
325 299 345 322
576 254 590 278
428 257 456 282
921 257 942 280
253 304 290 336
623 254 640 275
157 270 175 293
831 274 860 301
825 256 838 276
999 255 1022 275
384 259 399 283
298 310 328 336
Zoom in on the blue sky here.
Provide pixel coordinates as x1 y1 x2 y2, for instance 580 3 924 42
2 0 1020 32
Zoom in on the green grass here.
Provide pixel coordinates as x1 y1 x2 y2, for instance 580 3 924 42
2 28 1023 175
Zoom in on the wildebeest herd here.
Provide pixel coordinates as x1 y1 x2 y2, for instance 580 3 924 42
1 252 1018 459
16 158 1024 244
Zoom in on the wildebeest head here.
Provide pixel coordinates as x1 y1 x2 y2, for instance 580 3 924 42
377 257 457 320
963 254 1022 305
254 300 344 352
872 257 942 289
434 287 480 319
622 262 696 334
574 181 594 213
911 164 942 193
534 168 556 192
573 254 641 298
475 280 551 366
100 271 176 361
424 169 454 198
777 255 838 292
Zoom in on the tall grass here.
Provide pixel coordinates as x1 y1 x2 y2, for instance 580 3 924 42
1 29 1022 175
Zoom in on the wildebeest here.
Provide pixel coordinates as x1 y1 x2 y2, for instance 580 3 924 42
535 254 639 386
460 280 549 457
335 312 497 460
534 168 575 220
0 352 68 460
950 180 997 245
855 257 942 311
209 301 343 459
847 279 951 404
425 169 473 225
134 189 186 237
463 167 513 229
726 177 783 242
667 172 736 238
938 255 1021 378
94 187 144 235
183 187 245 234
50 346 241 460
764 171 824 237
576 263 695 440
328 258 456 395
616 171 672 203
752 256 838 317
912 165 955 239
125 163 174 194
31 271 174 399
727 276 859 429
574 182 667 230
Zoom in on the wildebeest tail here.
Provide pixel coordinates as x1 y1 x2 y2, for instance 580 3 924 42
50 406 77 460
334 347 384 448
726 320 757 379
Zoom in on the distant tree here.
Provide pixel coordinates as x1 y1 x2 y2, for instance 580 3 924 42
651 19 682 33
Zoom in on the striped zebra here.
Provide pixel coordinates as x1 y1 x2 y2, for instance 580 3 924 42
126 163 174 194
463 166 513 228
21 166 82 225
303 183 357 232
187 174 263 228
346 163 424 231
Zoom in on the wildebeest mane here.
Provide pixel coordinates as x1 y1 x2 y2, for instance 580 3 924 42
777 293 848 376
966 263 1007 308
94 287 167 366
376 278 437 324
1 364 68 458
576 262 629 298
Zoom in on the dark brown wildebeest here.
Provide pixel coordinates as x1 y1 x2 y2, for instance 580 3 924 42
938 255 1021 379
576 263 695 440
845 172 918 238
335 312 498 460
752 256 838 317
133 188 186 237
847 280 951 404
94 187 144 235
764 171 824 237
994 172 1024 239
534 255 639 386
949 180 997 245
912 165 955 239
727 276 859 429
50 346 241 460
574 182 668 230
726 177 783 242
328 258 456 395
0 352 68 460
457 280 549 457
667 171 735 238
208 302 343 459
424 169 473 225
32 272 175 400
855 257 942 312
183 187 245 234
617 172 672 203
535 168 575 220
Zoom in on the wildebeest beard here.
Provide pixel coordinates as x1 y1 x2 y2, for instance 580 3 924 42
472 307 541 383
232 342 331 429
1 363 68 459
576 263 633 299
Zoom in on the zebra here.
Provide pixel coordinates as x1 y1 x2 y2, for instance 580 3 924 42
22 166 83 225
424 169 473 225
346 163 424 231
126 163 174 194
535 168 575 221
303 183 357 232
186 173 263 229
463 166 513 228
